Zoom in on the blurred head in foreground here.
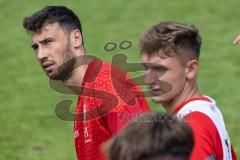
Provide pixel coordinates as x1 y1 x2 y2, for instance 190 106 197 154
104 112 194 160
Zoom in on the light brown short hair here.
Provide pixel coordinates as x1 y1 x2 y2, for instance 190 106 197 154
140 21 201 62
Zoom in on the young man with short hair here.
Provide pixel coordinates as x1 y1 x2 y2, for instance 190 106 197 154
23 6 150 160
140 21 236 159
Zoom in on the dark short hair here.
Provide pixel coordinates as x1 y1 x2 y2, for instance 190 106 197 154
104 112 194 160
140 21 201 62
23 6 84 44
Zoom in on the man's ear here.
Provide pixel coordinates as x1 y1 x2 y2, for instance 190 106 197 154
70 29 82 48
185 59 199 80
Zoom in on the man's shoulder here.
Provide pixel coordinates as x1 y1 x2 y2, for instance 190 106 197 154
87 60 124 83
87 60 140 90
180 96 224 137
184 111 218 133
180 97 231 160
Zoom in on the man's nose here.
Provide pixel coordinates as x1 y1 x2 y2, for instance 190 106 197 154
144 71 156 85
36 47 48 61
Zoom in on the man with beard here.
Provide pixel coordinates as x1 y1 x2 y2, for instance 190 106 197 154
23 6 150 160
140 21 236 160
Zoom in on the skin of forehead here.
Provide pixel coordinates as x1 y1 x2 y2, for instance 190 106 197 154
142 52 179 68
31 23 66 43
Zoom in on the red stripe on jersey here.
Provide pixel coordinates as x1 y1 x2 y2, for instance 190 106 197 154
231 145 237 160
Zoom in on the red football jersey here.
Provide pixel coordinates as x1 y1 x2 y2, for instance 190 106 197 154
74 60 150 160
173 96 236 160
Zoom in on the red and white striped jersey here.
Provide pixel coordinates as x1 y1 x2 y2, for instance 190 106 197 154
174 96 236 160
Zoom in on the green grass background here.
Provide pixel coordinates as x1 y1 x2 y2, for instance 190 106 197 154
0 0 239 159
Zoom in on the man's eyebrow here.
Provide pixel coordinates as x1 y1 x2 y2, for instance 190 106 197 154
39 37 54 43
143 62 167 68
31 37 54 49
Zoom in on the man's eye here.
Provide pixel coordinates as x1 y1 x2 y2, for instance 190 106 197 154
43 40 54 46
154 68 167 76
142 64 148 70
154 67 167 72
45 41 52 45
32 45 38 50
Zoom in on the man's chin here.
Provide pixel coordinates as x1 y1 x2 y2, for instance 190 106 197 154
46 71 61 80
151 95 169 104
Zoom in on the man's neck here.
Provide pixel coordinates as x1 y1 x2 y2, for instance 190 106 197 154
64 54 93 94
162 83 201 113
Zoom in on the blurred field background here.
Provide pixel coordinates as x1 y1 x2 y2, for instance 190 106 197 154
0 0 240 159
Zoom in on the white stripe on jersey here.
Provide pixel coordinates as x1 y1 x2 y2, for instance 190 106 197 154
176 96 232 160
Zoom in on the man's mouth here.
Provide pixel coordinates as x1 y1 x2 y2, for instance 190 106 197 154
147 85 163 95
42 62 55 72
149 89 164 96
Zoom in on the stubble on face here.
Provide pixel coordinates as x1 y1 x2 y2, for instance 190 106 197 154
32 23 77 81
47 42 76 81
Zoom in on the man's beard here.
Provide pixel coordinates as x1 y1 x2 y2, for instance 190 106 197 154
48 44 76 81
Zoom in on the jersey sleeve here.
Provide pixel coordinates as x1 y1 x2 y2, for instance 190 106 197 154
184 112 223 160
